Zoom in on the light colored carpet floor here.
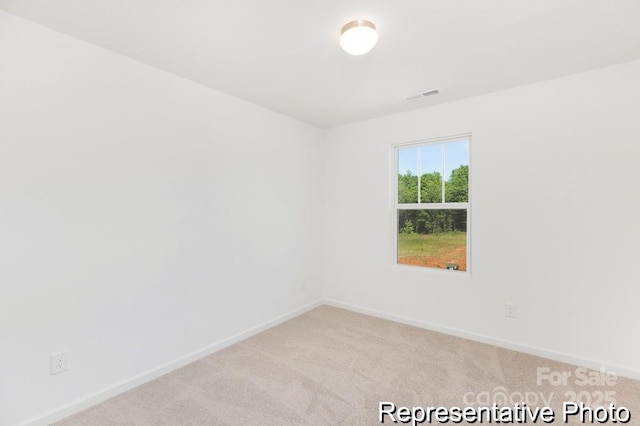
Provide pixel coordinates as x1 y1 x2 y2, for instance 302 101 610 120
57 305 639 425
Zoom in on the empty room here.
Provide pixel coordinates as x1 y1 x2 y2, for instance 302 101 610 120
1 1 639 425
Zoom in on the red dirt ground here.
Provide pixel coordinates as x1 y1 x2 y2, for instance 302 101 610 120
398 246 467 271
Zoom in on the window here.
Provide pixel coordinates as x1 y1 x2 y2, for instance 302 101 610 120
393 135 470 272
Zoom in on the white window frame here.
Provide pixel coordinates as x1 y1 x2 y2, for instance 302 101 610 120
391 133 471 274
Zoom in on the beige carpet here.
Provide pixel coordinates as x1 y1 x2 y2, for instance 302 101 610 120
57 306 639 425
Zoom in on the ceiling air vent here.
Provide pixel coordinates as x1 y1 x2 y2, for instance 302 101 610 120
406 89 440 101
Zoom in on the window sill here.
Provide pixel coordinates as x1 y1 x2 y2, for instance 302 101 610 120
391 263 472 279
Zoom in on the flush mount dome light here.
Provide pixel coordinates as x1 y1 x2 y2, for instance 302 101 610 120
340 20 378 55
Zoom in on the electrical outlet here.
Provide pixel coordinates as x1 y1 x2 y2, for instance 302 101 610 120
50 350 69 375
505 303 517 318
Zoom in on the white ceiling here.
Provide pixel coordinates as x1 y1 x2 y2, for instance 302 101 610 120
1 0 640 128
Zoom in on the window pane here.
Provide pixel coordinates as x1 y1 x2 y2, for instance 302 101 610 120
398 147 418 203
397 209 467 271
420 144 443 203
444 139 469 202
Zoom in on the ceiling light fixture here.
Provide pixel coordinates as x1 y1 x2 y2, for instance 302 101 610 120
340 20 378 55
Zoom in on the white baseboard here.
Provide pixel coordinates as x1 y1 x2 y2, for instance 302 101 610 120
20 300 323 426
324 299 640 381
18 298 639 425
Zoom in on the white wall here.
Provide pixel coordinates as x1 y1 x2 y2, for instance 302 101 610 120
323 60 640 378
0 11 324 426
3 8 640 425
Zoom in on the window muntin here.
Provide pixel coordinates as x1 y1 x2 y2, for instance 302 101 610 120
394 136 470 272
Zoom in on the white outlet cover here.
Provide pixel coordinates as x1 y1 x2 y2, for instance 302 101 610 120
50 350 69 375
505 303 518 318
